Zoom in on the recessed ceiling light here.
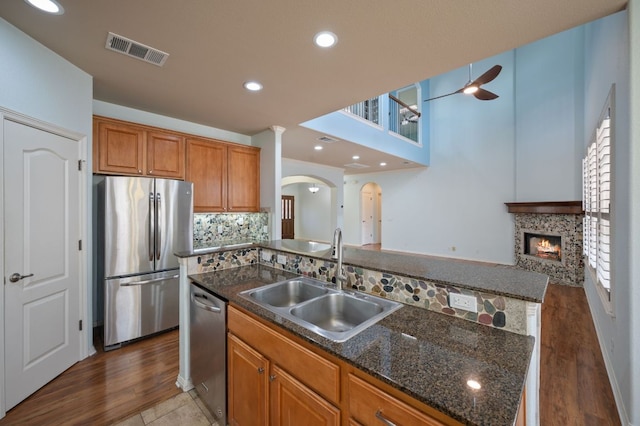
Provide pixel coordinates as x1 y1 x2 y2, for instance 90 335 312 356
314 145 323 151
25 0 64 14
352 155 360 160
380 162 387 167
243 81 263 91
314 31 338 48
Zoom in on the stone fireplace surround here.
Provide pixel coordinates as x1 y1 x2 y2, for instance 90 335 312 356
506 201 584 286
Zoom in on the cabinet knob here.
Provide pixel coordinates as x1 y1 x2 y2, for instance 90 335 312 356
138 169 142 174
269 374 276 382
149 170 153 174
257 367 264 374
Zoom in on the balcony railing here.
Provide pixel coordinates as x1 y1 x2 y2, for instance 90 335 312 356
388 94 420 144
343 97 380 125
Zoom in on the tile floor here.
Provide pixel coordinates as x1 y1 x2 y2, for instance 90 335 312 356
113 390 219 426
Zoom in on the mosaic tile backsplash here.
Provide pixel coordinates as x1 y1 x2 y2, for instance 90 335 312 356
258 248 528 335
187 247 259 275
193 213 269 246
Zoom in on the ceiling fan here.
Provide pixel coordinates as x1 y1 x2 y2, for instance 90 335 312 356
424 64 502 102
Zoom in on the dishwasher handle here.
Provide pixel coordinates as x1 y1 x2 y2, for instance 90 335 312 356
192 292 222 313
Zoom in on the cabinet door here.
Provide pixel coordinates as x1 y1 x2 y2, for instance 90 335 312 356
227 145 260 212
186 138 227 212
147 131 185 179
228 334 269 426
270 365 340 426
94 119 145 175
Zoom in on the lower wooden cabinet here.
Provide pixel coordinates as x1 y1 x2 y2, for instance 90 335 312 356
227 305 466 426
270 365 340 426
348 374 447 426
228 334 269 426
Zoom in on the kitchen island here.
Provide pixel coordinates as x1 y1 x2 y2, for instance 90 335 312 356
176 241 548 425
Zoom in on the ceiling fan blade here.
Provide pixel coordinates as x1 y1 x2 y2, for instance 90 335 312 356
473 88 499 101
472 65 502 86
423 90 460 102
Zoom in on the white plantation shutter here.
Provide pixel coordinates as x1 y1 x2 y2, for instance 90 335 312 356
583 109 612 292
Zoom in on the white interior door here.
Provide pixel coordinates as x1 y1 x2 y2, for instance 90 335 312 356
3 119 81 410
361 190 374 245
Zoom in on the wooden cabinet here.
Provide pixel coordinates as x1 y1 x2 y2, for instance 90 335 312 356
228 334 269 426
348 374 447 426
270 365 340 426
186 138 260 213
93 116 185 179
146 131 185 178
93 116 261 212
228 305 465 426
186 138 227 212
94 118 145 176
227 306 340 426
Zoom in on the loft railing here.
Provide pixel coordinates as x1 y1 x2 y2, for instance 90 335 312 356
388 94 420 143
343 97 380 125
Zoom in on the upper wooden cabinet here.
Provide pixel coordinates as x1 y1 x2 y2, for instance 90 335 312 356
93 116 185 179
93 116 261 213
186 138 260 213
146 131 185 179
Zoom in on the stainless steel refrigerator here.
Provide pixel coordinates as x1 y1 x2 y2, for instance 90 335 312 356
98 176 193 350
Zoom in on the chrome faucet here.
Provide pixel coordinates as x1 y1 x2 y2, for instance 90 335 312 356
332 228 347 290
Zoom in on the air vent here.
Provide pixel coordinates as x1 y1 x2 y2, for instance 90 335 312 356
105 32 169 66
318 136 339 143
344 163 370 169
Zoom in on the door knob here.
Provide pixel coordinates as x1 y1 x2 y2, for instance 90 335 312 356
9 273 34 283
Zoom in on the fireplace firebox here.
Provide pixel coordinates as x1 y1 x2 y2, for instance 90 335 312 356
523 232 562 262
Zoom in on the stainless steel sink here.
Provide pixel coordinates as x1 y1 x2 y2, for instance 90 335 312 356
245 278 328 307
239 277 402 342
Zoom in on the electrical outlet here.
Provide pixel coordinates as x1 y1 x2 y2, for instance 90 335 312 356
449 293 477 313
217 225 223 234
237 217 244 226
261 251 271 262
277 254 287 265
263 225 268 233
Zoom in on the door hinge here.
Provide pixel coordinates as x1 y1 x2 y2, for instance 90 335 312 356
78 240 82 251
79 320 83 331
78 160 82 171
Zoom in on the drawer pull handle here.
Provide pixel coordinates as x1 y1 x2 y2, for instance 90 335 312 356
257 367 264 374
375 410 397 426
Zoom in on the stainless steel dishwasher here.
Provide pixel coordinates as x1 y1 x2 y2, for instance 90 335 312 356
190 283 226 425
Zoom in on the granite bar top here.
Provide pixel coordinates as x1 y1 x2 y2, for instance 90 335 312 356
178 239 548 303
189 264 534 426
260 240 548 303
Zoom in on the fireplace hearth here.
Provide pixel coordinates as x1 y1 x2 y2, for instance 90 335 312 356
506 201 583 286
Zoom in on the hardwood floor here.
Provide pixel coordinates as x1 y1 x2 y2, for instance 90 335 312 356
540 284 620 425
0 329 181 426
0 284 621 425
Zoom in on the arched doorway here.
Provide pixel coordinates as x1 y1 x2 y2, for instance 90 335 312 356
281 176 334 242
360 182 382 247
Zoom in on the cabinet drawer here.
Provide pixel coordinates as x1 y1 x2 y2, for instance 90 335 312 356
228 306 340 404
348 374 447 426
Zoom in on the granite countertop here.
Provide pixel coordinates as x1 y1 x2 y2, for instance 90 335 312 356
189 264 534 426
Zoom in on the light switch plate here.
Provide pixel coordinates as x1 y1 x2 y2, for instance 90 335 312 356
277 254 287 265
217 225 223 234
449 293 477 313
261 251 271 262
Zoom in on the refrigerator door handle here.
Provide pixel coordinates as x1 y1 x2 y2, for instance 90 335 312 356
120 274 180 286
156 192 162 260
149 192 155 262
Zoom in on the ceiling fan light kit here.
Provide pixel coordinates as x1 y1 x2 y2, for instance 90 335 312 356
424 64 502 102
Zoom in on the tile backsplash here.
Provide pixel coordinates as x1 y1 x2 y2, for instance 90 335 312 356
193 213 269 246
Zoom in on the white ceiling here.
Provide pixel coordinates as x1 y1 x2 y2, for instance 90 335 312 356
0 0 626 174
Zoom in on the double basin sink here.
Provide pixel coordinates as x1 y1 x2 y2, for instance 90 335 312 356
239 277 402 342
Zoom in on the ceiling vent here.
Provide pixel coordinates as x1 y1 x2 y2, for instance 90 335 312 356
105 32 169 67
318 136 339 143
344 163 370 169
